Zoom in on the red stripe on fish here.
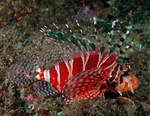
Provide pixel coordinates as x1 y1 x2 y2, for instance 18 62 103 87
85 52 99 70
49 66 58 90
59 61 69 91
72 56 83 75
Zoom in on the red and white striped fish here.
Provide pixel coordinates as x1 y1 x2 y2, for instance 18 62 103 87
35 45 139 104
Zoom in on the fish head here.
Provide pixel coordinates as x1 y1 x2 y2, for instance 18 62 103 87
108 66 139 95
114 68 139 95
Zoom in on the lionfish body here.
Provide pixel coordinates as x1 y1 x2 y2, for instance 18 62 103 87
34 19 139 104
35 45 139 103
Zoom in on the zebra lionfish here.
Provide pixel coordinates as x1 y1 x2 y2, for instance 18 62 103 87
35 45 139 103
35 22 139 104
36 19 139 104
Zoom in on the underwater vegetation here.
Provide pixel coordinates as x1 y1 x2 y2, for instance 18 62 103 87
0 0 150 116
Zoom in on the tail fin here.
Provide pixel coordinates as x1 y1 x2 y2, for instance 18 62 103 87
33 81 58 97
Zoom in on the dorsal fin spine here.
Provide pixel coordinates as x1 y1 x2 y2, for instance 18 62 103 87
108 20 132 56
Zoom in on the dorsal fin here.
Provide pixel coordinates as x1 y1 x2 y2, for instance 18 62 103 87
40 18 133 63
107 20 132 56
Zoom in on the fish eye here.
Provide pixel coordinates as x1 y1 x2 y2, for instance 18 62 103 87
108 77 114 82
121 71 129 77
119 71 129 84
